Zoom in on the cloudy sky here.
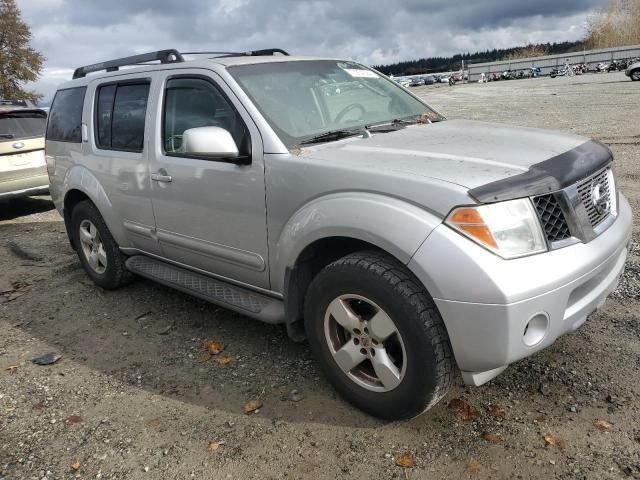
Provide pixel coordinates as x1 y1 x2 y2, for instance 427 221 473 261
17 0 608 101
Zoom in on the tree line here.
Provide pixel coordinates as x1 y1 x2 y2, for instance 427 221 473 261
374 41 584 76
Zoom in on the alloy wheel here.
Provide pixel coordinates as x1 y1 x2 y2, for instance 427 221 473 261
79 219 107 274
324 294 407 392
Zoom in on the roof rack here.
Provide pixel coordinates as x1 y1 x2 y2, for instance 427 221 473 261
72 48 290 79
182 48 290 58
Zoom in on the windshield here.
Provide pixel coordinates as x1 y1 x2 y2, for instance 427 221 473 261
0 110 47 141
229 60 444 147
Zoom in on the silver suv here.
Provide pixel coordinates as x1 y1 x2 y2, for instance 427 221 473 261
46 49 632 420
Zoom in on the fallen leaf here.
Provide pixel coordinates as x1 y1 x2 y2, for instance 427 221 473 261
243 399 262 414
203 340 225 355
207 441 221 451
213 355 233 365
447 398 468 410
66 415 83 424
460 404 481 421
394 453 416 468
467 459 481 472
544 434 566 450
593 419 613 432
447 398 480 421
71 461 81 471
485 404 506 418
31 352 63 365
482 433 503 443
5 365 18 374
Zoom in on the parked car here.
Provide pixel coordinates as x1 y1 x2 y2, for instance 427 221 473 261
626 60 640 81
46 49 632 420
0 100 49 200
409 76 423 87
439 75 450 83
423 75 436 85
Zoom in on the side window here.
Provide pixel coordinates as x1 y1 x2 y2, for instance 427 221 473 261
46 87 86 143
95 82 150 152
163 77 250 156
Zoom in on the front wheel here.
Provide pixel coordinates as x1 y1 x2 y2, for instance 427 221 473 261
632 71 640 81
304 251 454 420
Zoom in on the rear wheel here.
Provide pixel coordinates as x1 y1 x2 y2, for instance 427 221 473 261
71 200 133 289
632 70 640 81
304 251 454 420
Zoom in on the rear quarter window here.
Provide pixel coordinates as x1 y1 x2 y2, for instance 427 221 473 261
46 87 87 143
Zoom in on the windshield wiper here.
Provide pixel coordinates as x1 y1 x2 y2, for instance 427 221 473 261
0 133 15 139
298 128 366 146
365 118 418 133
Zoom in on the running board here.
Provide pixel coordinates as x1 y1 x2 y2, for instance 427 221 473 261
125 255 285 324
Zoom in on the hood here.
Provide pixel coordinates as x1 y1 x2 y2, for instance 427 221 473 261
300 119 589 191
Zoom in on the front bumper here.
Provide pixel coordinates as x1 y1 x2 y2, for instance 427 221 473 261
408 194 632 385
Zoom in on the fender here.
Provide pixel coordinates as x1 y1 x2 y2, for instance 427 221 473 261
271 192 443 293
62 164 128 247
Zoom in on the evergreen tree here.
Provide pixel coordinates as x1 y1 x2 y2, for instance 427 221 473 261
0 0 44 101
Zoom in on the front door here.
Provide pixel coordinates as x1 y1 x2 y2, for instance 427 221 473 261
148 70 269 289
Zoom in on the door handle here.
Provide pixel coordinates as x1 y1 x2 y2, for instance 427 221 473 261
151 172 172 183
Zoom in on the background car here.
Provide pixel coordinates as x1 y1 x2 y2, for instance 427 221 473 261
0 100 49 200
625 60 640 81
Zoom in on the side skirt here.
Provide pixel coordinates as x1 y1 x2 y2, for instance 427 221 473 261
125 255 285 324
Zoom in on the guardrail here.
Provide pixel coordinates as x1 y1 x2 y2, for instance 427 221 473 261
466 44 640 81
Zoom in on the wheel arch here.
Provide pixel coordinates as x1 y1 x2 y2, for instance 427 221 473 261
276 193 443 341
61 165 124 250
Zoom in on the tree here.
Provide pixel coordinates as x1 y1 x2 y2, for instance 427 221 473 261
0 0 44 102
585 0 640 49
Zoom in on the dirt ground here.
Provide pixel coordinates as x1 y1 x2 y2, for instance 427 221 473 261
1 71 639 480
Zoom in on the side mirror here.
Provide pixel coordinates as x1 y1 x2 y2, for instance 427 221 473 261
181 126 240 159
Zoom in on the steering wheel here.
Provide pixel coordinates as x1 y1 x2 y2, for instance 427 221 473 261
334 103 366 123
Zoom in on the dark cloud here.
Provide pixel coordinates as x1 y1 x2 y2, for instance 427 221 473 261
17 0 608 99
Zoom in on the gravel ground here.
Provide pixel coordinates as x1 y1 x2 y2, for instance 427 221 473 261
1 71 639 480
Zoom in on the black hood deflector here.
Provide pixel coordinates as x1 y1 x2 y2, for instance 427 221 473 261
468 140 612 203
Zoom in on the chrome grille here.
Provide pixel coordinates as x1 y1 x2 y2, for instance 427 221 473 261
533 194 571 243
577 168 612 228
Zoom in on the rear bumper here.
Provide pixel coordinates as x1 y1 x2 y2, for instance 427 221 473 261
409 194 632 384
0 170 49 200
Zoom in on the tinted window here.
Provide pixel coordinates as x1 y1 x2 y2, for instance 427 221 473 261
46 87 86 143
96 84 116 148
95 82 150 152
163 78 249 155
0 111 47 141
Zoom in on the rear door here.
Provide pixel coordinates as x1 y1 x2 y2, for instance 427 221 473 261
83 75 160 254
147 69 270 289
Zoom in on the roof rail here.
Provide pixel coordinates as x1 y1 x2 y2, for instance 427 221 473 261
72 49 184 79
181 48 290 58
72 48 290 79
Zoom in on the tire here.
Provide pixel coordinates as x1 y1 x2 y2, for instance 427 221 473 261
304 250 454 420
70 200 133 289
632 70 640 81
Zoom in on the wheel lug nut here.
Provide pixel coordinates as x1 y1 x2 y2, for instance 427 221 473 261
353 328 361 335
353 338 360 345
370 349 376 357
359 348 367 355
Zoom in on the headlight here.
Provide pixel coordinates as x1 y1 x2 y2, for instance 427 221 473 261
445 198 547 259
